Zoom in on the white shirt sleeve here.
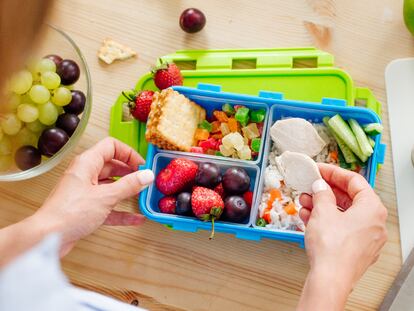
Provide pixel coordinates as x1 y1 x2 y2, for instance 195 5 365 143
0 234 146 311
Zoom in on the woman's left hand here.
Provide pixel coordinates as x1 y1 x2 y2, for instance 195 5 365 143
32 137 154 256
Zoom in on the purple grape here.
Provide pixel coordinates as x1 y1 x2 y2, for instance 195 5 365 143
38 128 69 157
15 146 41 170
179 8 206 33
57 59 80 85
176 192 192 216
56 113 80 137
223 196 250 223
222 167 250 194
195 162 221 188
64 90 85 115
44 54 63 66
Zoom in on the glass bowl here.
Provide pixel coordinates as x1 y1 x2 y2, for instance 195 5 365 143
0 25 92 181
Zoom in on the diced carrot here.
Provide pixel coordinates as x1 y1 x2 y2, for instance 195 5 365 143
263 211 272 224
267 200 273 210
211 133 223 139
269 188 282 201
284 202 297 215
213 110 229 122
194 128 210 141
211 121 221 133
228 117 239 133
330 151 338 162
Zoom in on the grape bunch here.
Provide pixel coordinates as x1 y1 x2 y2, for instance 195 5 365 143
0 54 86 172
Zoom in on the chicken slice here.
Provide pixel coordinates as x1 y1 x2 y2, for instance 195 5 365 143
270 118 326 157
276 151 321 193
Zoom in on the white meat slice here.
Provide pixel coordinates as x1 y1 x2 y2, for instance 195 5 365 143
270 118 326 157
276 151 321 193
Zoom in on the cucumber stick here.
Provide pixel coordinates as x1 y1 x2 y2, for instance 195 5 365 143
348 119 373 157
363 123 383 136
368 136 375 148
323 117 357 163
328 115 368 162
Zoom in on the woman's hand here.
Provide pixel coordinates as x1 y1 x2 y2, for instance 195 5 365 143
32 137 154 256
297 163 387 311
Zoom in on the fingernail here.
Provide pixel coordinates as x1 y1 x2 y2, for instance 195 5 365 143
137 169 154 185
312 179 328 193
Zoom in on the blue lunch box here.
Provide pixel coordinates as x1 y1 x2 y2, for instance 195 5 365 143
139 84 386 247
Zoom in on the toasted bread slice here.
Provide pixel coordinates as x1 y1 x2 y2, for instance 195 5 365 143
146 89 206 152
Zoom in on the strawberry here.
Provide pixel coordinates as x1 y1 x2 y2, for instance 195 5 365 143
191 186 224 239
123 90 154 123
152 60 183 90
156 158 198 195
158 196 176 214
213 183 225 199
243 191 253 207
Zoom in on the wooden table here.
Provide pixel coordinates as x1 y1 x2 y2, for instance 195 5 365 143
0 0 410 310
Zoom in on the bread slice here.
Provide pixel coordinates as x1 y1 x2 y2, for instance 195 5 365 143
145 89 206 152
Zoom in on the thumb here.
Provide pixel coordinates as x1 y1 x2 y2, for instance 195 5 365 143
106 169 154 200
312 179 337 211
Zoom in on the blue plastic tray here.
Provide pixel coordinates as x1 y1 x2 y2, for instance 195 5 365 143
139 84 386 247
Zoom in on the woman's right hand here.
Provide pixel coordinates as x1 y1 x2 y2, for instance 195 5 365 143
297 163 388 311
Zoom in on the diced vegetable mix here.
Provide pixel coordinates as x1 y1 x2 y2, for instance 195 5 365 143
192 103 265 160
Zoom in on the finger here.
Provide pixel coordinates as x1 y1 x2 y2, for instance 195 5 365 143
332 186 353 211
104 211 146 226
103 169 154 201
98 160 135 181
299 207 311 225
318 163 371 199
70 137 145 179
312 179 337 211
299 193 313 210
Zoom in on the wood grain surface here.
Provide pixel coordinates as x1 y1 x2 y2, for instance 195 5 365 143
0 0 411 310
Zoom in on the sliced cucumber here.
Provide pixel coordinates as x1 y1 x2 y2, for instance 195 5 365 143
348 119 373 157
323 117 357 164
368 136 375 148
337 148 351 169
328 115 367 162
363 123 383 136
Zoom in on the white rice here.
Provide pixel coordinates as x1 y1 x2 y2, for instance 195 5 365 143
258 122 338 232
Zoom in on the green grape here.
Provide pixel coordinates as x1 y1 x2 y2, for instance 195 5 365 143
26 120 46 132
14 127 38 148
56 105 64 115
41 71 61 90
0 127 3 141
5 94 21 111
1 113 22 135
0 154 13 171
35 58 56 74
52 87 72 106
29 85 50 104
0 136 12 155
10 70 33 95
38 102 58 125
17 103 39 123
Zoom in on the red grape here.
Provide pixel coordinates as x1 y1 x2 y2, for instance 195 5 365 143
179 8 206 33
38 128 69 157
44 54 63 66
15 146 41 170
57 59 80 85
64 90 85 115
56 113 80 137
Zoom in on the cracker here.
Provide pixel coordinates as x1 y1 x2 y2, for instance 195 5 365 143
98 38 137 64
146 89 206 152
